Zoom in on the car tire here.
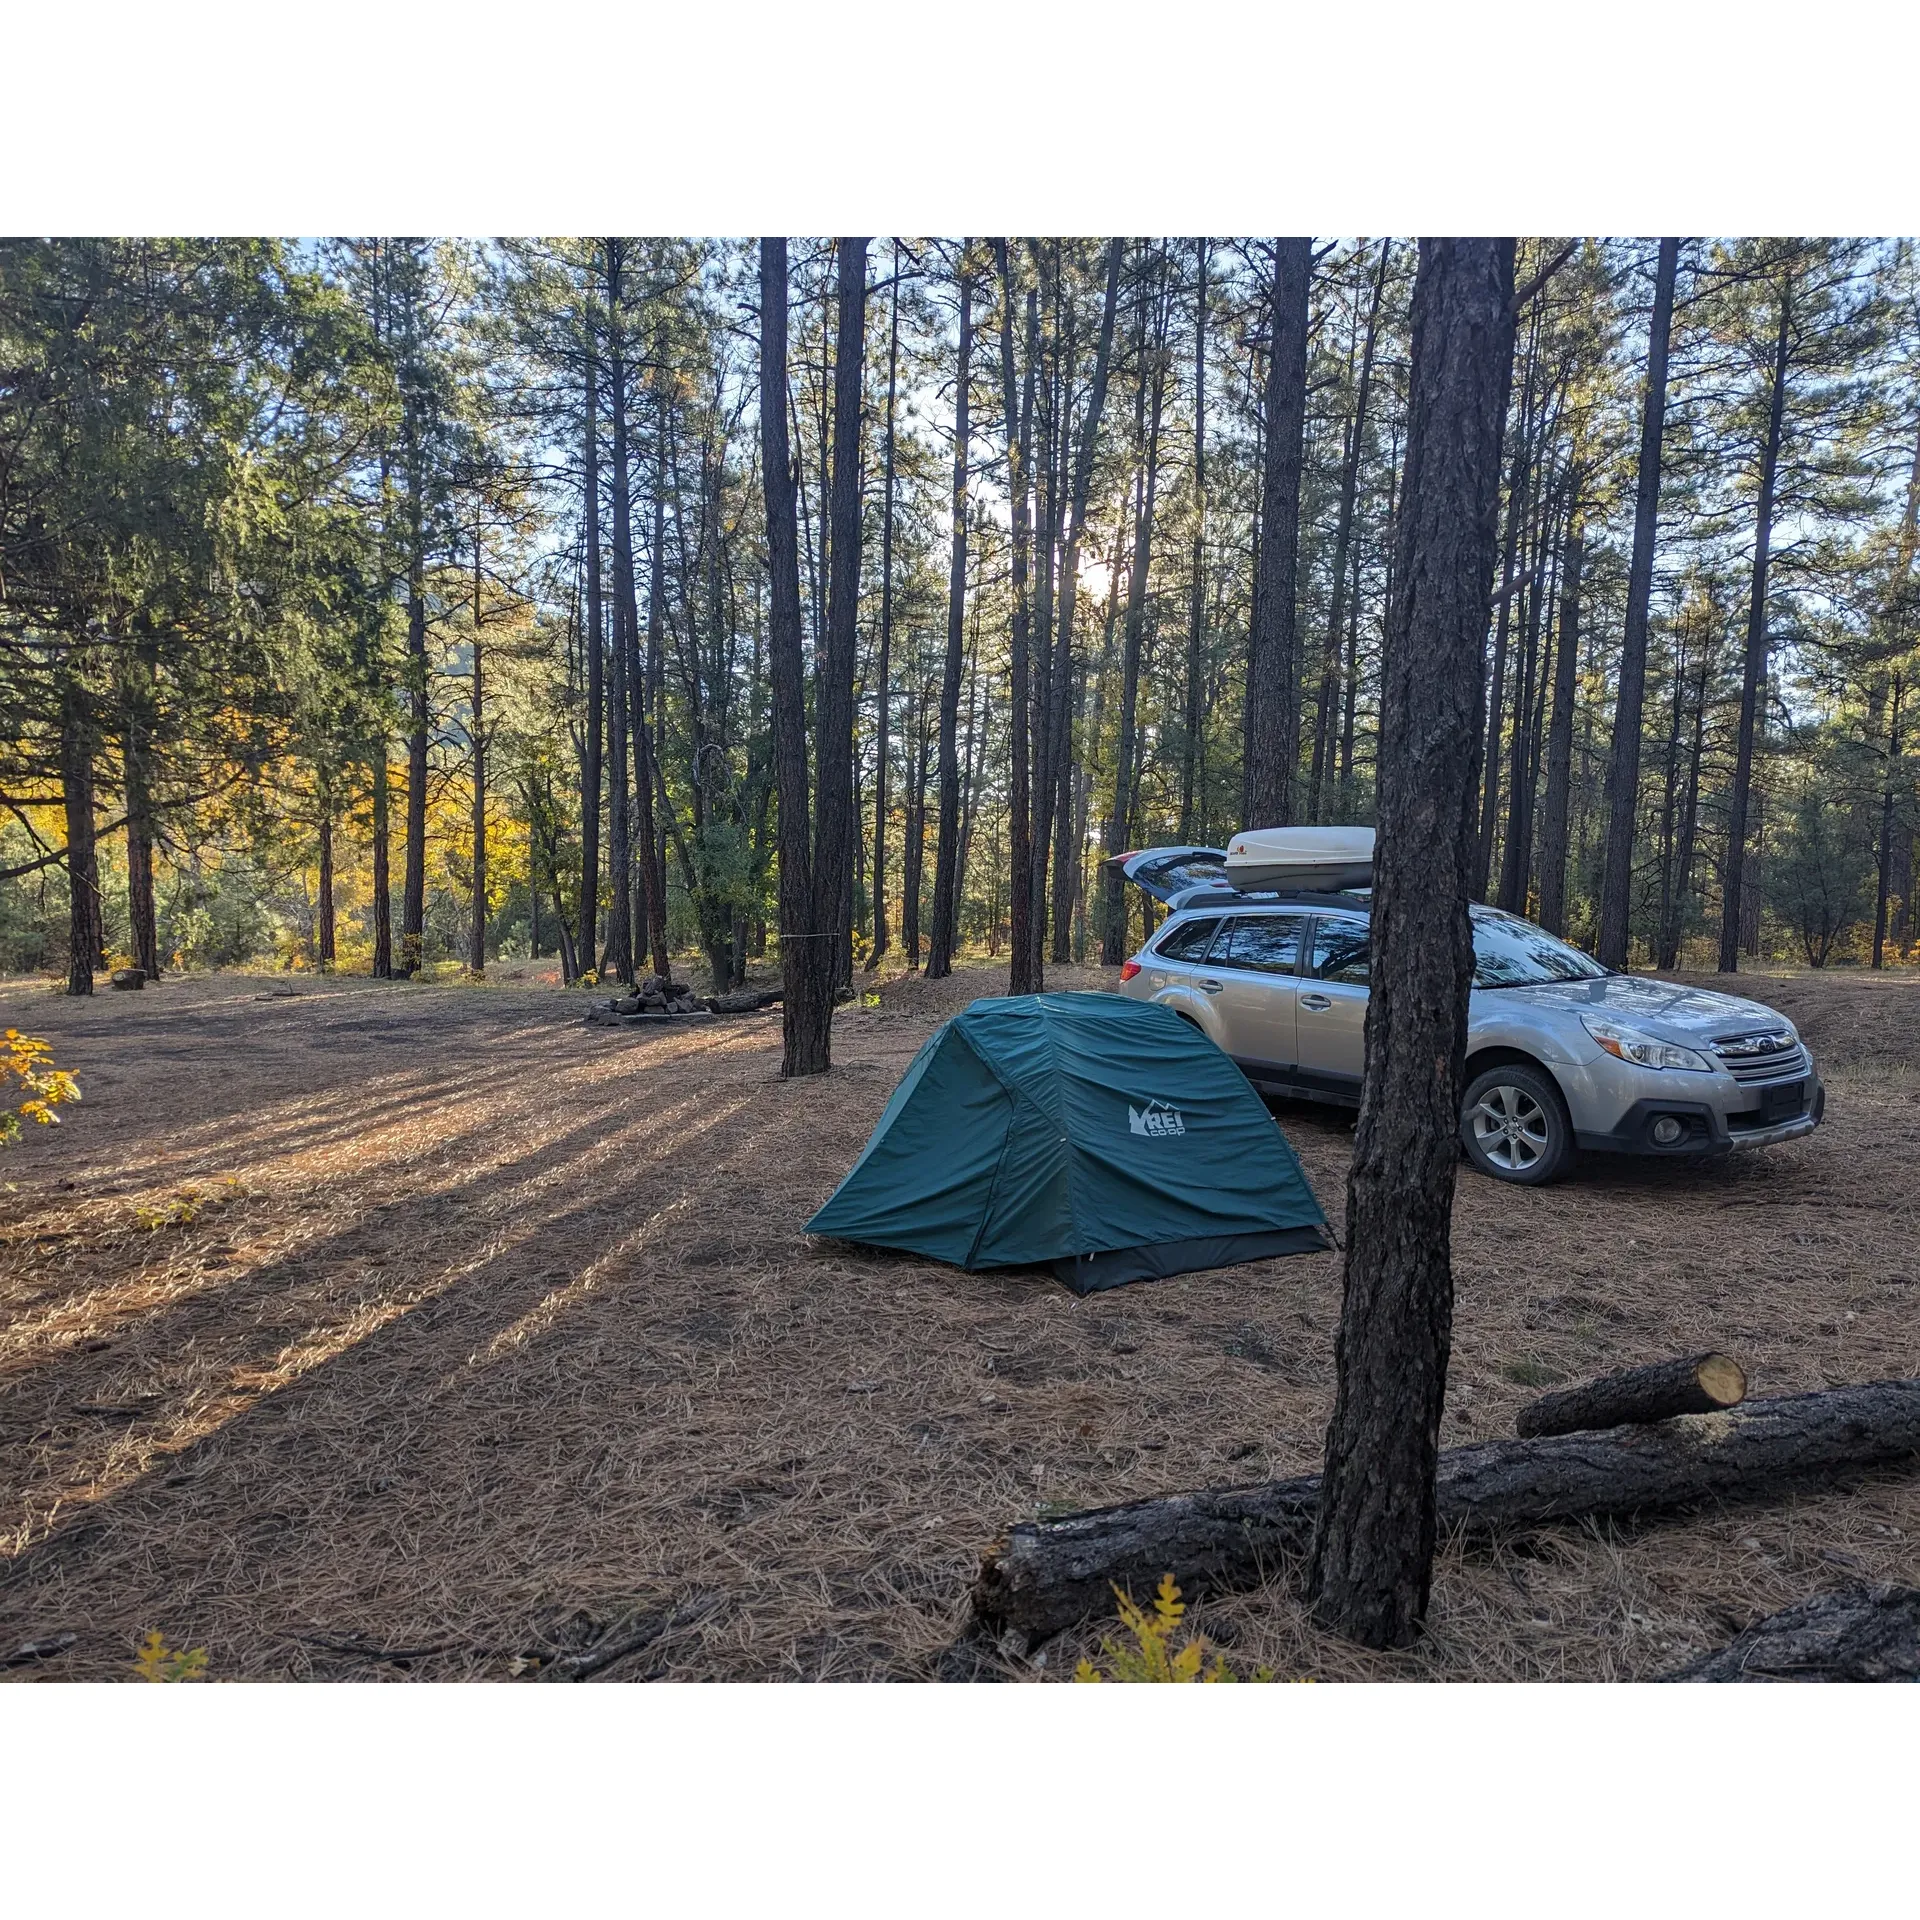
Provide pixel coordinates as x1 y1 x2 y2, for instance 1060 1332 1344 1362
1459 1062 1572 1186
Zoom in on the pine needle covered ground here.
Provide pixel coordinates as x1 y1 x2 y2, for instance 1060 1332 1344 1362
1 962 1916 1681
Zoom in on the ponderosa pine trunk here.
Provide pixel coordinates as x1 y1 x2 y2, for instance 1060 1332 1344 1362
1660 639 1711 970
1309 238 1390 823
1498 479 1561 915
995 245 1038 994
762 238 828 1069
1598 236 1680 971
1535 513 1583 935
1873 675 1905 970
577 349 605 982
1102 246 1169 966
1720 277 1793 975
122 626 160 979
468 536 487 975
813 238 867 1012
60 668 98 996
1179 237 1209 843
401 524 428 977
606 240 668 985
1025 263 1060 991
604 527 634 990
927 255 972 981
902 675 928 967
1033 240 1122 980
370 752 392 978
1307 236 1517 1651
762 236 866 1072
871 250 901 968
1475 314 1539 899
316 792 336 967
1245 237 1311 828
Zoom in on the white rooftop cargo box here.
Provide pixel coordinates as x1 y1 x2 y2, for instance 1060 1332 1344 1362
1224 825 1375 893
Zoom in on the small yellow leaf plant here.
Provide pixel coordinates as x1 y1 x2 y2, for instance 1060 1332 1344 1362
1073 1574 1283 1683
2 1029 79 1146
133 1631 208 1683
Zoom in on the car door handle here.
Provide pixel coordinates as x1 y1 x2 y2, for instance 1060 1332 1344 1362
1299 993 1333 1012
1198 978 1223 994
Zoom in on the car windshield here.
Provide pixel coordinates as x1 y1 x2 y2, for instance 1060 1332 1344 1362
1472 915 1610 988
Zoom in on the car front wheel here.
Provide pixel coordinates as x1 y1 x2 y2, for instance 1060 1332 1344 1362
1459 1062 1572 1185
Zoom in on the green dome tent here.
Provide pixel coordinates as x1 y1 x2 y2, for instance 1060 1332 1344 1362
805 993 1331 1294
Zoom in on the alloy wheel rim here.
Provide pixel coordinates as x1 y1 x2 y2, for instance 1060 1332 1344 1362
1470 1083 1550 1171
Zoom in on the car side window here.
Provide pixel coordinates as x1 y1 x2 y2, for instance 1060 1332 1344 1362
1223 915 1303 976
1311 917 1370 985
1151 915 1220 964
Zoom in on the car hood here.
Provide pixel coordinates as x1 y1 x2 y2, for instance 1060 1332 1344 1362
1488 973 1796 1045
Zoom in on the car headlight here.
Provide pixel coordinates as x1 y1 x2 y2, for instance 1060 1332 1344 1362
1580 1014 1712 1072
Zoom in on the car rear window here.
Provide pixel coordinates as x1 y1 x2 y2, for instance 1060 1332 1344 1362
1311 918 1370 984
1151 915 1221 963
1221 915 1303 975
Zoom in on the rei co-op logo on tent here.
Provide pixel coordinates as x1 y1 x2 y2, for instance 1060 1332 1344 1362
1128 1097 1185 1139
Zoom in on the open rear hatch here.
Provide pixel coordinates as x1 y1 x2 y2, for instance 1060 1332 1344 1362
1103 846 1232 906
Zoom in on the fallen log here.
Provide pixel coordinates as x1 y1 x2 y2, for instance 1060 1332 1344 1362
1517 1352 1747 1439
972 1378 1920 1645
1664 1583 1920 1683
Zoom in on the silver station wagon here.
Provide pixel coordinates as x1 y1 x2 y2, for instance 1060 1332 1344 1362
1116 885 1826 1186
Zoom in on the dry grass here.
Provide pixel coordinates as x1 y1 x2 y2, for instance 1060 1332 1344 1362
0 958 1915 1683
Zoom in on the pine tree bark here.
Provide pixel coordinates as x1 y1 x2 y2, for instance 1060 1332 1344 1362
60 668 97 996
577 349 604 982
1873 675 1905 970
371 752 392 978
1597 237 1680 970
1535 513 1583 935
815 236 868 999
903 674 928 966
1310 239 1390 822
606 241 668 984
761 237 866 1072
1102 248 1169 965
1307 236 1518 1651
469 541 487 975
317 797 336 967
1179 237 1209 843
1245 238 1312 827
1659 638 1712 969
762 238 828 1069
401 529 428 978
1720 277 1793 975
1031 240 1122 981
871 250 901 967
122 628 161 978
1026 264 1061 990
995 244 1038 993
1498 480 1562 915
928 255 973 980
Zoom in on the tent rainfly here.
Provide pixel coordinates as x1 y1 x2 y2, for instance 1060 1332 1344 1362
805 992 1331 1293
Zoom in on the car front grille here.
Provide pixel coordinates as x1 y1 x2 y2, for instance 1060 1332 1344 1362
1712 1029 1808 1084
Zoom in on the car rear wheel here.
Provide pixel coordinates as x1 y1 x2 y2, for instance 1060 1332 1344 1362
1460 1062 1571 1185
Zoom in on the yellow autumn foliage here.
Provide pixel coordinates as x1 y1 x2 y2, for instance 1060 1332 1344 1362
2 1029 79 1146
133 1631 208 1683
1073 1573 1286 1683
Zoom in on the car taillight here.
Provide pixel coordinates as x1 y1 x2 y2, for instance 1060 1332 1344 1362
1119 960 1142 982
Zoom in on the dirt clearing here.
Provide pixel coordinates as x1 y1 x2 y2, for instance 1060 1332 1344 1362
2 962 1916 1681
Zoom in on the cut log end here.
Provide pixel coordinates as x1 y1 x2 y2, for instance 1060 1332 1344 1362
1697 1353 1747 1408
1515 1351 1748 1439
